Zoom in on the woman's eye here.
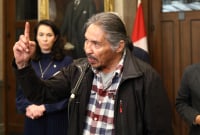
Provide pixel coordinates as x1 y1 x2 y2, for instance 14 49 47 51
47 34 53 37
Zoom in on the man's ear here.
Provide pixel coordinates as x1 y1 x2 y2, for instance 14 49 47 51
116 40 125 53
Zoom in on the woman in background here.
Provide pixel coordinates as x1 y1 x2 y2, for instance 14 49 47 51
16 19 73 135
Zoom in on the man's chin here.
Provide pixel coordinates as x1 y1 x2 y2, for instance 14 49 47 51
89 63 101 70
89 63 97 68
92 65 103 71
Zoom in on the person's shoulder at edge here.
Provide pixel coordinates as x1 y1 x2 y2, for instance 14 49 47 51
181 62 200 77
63 55 73 63
182 62 200 72
132 46 150 64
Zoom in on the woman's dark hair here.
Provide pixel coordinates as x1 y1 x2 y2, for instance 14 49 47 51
32 19 65 61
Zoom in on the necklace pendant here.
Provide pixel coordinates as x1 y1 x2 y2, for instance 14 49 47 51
39 61 53 79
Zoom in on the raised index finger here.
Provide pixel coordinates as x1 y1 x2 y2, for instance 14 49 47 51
24 22 30 40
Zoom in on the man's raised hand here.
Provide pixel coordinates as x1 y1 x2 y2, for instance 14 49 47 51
13 22 36 69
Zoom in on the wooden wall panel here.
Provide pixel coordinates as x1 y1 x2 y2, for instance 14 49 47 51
161 21 176 112
191 21 200 63
180 12 200 71
153 11 200 135
161 13 184 135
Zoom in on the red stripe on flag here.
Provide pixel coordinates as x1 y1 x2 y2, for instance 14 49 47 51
132 3 146 42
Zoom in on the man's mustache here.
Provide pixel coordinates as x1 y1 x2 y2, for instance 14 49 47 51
86 55 97 61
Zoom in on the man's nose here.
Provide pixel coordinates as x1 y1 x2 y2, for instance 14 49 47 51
84 41 93 53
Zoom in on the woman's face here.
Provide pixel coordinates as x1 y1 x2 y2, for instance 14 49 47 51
36 24 57 53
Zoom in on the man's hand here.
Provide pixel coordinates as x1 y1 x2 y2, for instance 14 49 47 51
13 22 36 69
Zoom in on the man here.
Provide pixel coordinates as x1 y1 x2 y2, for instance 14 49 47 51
13 12 173 135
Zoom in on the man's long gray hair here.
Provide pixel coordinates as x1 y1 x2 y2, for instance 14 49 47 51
84 12 130 50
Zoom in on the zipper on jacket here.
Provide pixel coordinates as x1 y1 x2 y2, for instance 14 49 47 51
119 100 123 113
119 100 126 135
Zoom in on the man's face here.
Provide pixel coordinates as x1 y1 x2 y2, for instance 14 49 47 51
84 24 120 72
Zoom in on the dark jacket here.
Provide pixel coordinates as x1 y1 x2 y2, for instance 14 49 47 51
14 48 173 135
176 63 200 135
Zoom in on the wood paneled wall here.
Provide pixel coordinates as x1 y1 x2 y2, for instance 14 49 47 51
151 10 200 135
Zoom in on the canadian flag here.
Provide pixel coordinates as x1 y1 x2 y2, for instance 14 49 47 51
131 0 148 52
